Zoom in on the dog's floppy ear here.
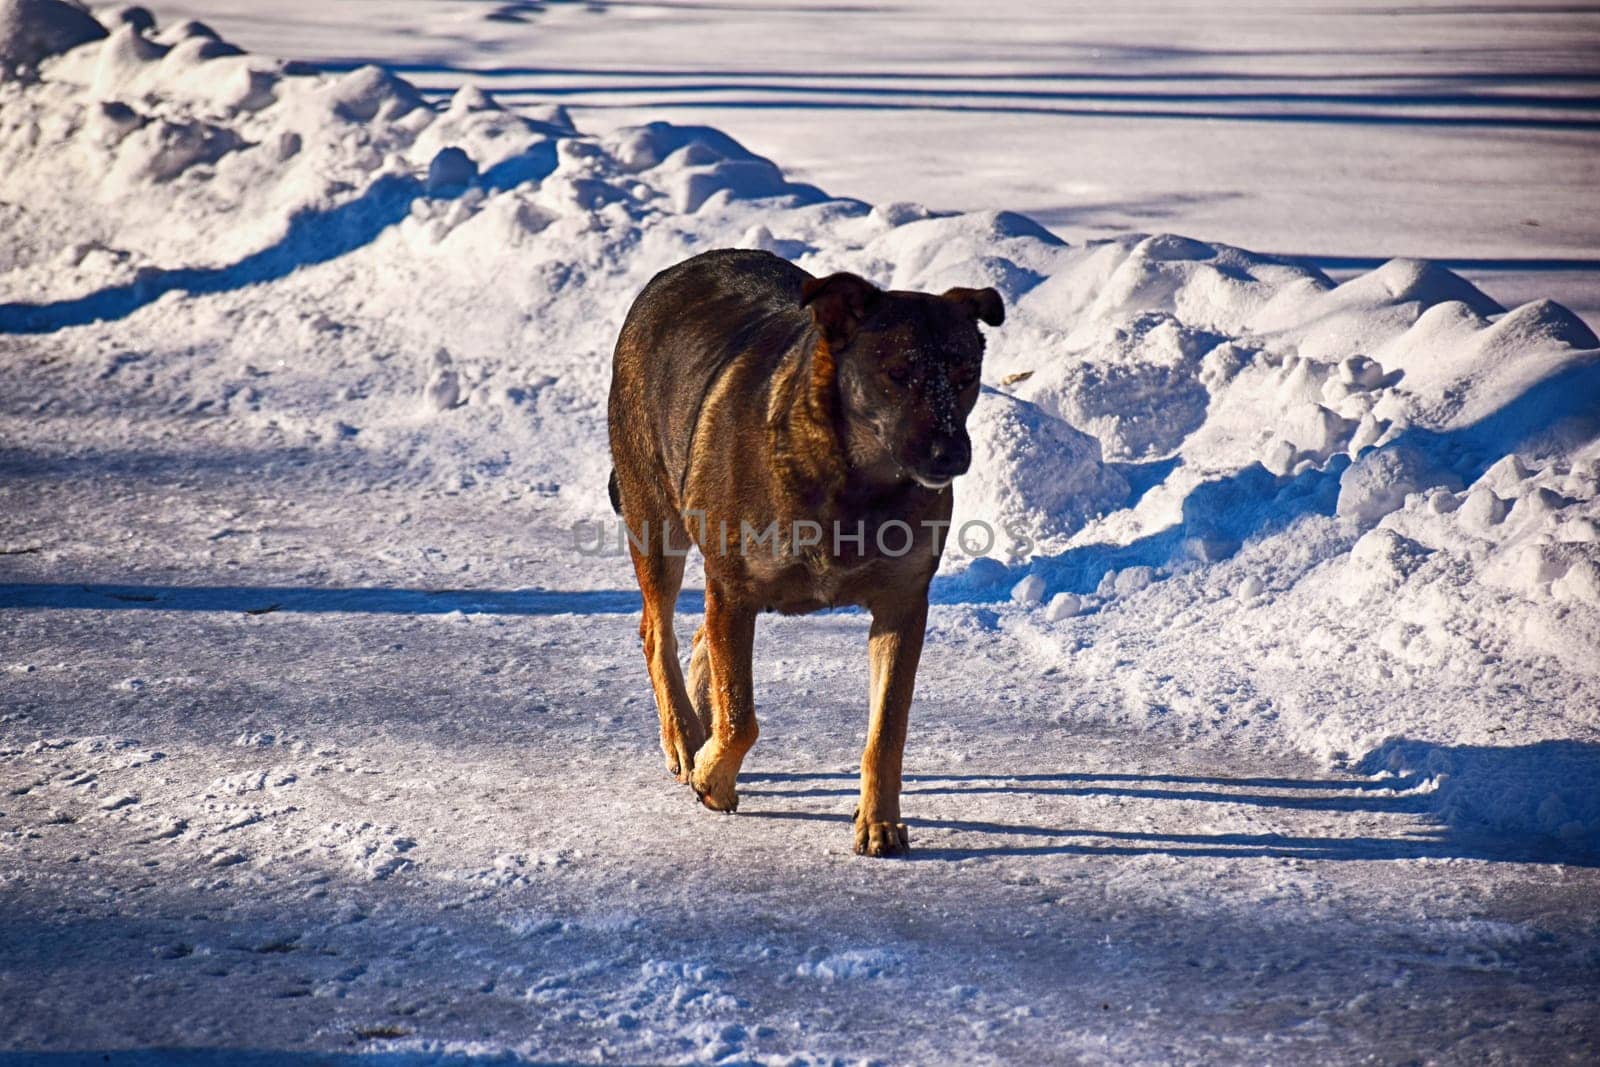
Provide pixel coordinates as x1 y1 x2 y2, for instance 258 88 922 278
801 272 880 348
942 286 1005 327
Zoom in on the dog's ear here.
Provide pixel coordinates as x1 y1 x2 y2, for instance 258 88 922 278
801 272 880 348
942 286 1005 327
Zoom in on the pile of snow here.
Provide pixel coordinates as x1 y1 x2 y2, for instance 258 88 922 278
1 2 1596 852
952 388 1129 555
0 0 104 75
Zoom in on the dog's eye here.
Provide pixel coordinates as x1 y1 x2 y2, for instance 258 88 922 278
884 362 913 385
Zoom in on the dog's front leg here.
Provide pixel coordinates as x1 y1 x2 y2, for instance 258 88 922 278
690 578 758 812
856 599 927 857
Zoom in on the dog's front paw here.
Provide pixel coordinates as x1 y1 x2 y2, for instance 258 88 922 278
854 819 910 857
694 783 738 812
690 744 740 812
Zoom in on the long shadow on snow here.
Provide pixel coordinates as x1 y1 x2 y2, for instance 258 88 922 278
0 443 407 485
1297 254 1600 273
743 740 1600 866
0 1055 574 1066
393 78 1600 113
934 355 1600 604
0 147 558 337
318 60 1600 87
0 582 682 616
743 779 1440 814
531 97 1600 133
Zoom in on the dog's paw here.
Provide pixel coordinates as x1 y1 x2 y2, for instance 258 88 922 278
662 742 700 783
662 740 695 784
691 760 739 813
854 820 910 858
690 740 742 812
661 721 708 785
694 783 738 813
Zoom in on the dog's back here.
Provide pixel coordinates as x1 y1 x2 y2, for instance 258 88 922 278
609 249 811 510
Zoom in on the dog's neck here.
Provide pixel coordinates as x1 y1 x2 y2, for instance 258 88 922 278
768 337 917 506
766 337 842 497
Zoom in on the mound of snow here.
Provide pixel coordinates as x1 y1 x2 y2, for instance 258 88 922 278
954 389 1130 554
1340 257 1504 318
796 948 904 982
1018 232 1327 337
0 0 105 73
858 209 1065 298
1337 445 1462 526
409 83 566 186
1006 311 1222 461
602 120 825 213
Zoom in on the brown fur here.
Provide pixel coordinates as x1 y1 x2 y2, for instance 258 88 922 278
607 249 1002 856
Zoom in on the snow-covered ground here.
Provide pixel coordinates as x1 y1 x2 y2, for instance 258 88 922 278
2 2 1599 1063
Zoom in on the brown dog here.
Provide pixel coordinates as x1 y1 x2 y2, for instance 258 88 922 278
606 248 1003 856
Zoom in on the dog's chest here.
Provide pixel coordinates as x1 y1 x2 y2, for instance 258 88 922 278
740 520 938 614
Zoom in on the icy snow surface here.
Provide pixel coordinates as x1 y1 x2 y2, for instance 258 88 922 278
2 2 1598 1064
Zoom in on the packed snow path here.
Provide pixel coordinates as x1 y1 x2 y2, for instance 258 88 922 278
3 462 1598 1065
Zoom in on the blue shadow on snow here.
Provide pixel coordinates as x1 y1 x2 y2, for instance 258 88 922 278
742 740 1600 867
0 1054 576 1066
934 352 1600 604
0 142 559 337
0 583 694 617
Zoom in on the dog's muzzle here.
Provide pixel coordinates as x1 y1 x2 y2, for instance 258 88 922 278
911 437 970 489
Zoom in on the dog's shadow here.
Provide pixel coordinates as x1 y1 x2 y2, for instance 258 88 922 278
738 740 1600 867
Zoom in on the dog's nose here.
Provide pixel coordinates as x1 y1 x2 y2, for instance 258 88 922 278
926 438 970 477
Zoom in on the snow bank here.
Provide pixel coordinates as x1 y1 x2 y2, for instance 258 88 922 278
0 0 105 74
951 388 1129 554
1 7 1596 851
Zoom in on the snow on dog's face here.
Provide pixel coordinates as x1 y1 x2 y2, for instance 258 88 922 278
801 273 1003 490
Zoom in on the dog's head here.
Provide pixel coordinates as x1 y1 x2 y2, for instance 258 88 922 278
802 272 1004 490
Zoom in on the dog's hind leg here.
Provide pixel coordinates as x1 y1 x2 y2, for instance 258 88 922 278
687 625 714 738
689 579 758 812
627 524 708 784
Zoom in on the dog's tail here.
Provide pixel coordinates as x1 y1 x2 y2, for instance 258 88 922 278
607 468 622 514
